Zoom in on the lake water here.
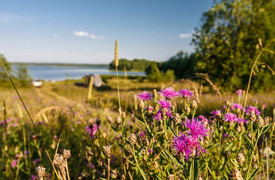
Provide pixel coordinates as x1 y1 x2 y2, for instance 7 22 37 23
12 65 145 81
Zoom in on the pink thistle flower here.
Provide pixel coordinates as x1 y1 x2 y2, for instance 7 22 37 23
153 111 163 121
245 106 261 116
236 89 244 96
237 118 248 124
173 133 205 160
178 89 193 99
185 118 209 140
86 123 99 139
224 113 239 122
211 110 221 118
231 103 243 111
157 100 172 109
160 87 179 99
11 160 17 168
137 91 153 101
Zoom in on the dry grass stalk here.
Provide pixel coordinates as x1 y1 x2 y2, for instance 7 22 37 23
195 73 222 98
88 76 94 100
34 106 61 122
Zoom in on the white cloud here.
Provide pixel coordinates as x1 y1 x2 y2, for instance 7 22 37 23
180 33 192 39
90 34 105 40
73 31 89 37
73 31 104 40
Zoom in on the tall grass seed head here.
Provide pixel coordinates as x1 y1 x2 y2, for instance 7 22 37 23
114 40 119 67
191 100 197 109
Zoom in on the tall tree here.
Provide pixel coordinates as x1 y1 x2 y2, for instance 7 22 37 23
193 0 275 91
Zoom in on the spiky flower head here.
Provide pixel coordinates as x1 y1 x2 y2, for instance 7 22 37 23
157 99 172 109
137 91 153 101
211 110 221 118
115 116 122 125
160 87 179 99
185 118 209 140
173 133 205 160
224 113 239 123
245 106 261 116
257 116 265 126
236 89 244 96
178 89 193 99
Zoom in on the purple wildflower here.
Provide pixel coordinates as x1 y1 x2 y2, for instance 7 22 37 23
33 158 40 164
137 91 153 101
245 106 261 116
148 149 152 154
237 118 248 124
236 89 244 96
157 100 172 109
11 160 17 168
139 131 145 138
31 175 38 180
211 110 221 118
86 123 99 139
153 111 163 121
224 113 239 122
231 103 243 111
222 133 228 138
178 89 193 99
185 119 209 140
160 87 179 99
198 115 208 123
173 133 205 160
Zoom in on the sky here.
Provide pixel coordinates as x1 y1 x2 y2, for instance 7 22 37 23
0 0 213 64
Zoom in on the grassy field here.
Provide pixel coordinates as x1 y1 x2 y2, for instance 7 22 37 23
0 76 274 179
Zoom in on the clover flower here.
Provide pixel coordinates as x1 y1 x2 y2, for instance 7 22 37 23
178 89 193 99
245 105 261 116
173 133 205 160
137 91 153 101
185 118 209 140
160 87 179 99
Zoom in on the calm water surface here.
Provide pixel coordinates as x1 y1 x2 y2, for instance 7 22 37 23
12 65 145 81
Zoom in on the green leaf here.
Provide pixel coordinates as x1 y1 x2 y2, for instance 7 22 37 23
243 134 254 150
206 143 219 150
193 159 199 180
224 143 234 152
168 127 176 136
136 145 145 155
248 168 260 180
260 124 271 136
164 150 184 168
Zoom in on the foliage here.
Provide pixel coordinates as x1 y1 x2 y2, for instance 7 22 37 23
15 64 32 87
159 51 198 79
146 62 175 83
0 54 11 79
109 58 154 71
192 0 275 91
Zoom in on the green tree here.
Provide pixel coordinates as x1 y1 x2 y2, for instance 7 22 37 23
193 0 275 91
147 62 162 82
0 54 11 79
16 64 32 86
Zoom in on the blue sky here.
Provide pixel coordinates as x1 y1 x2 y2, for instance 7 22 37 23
0 0 213 64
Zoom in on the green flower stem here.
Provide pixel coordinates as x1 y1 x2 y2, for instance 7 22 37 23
132 146 147 180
